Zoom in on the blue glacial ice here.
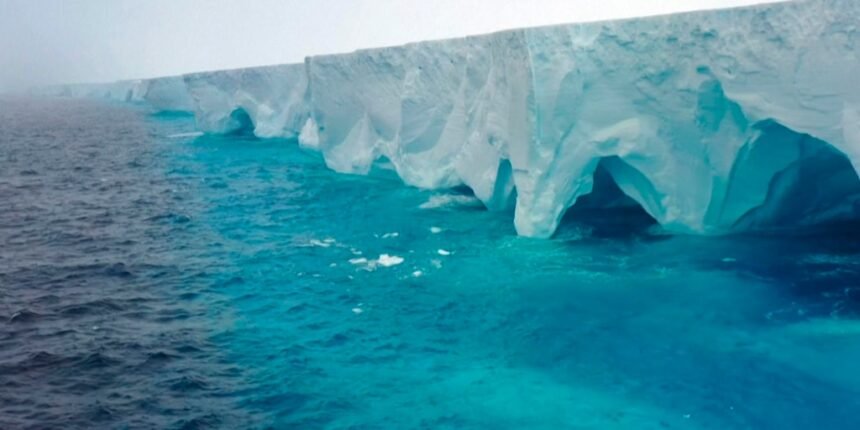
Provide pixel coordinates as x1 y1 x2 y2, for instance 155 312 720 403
36 0 860 238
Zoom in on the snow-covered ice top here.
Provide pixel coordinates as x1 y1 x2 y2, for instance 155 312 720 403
36 0 860 238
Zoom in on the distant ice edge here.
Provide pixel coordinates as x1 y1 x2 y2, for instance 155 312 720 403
35 0 860 238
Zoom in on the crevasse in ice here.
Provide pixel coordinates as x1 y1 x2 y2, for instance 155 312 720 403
37 0 860 238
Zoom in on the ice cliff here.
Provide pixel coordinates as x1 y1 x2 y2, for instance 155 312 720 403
38 0 860 237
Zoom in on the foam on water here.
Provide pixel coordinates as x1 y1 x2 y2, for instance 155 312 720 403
2 97 860 429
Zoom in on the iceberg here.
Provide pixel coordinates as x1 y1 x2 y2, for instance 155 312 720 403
37 0 860 238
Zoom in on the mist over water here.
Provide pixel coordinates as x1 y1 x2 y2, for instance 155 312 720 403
2 98 860 428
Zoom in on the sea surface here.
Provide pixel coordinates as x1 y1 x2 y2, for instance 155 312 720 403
2 97 860 429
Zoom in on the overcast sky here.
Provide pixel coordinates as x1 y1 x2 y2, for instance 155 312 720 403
0 0 775 92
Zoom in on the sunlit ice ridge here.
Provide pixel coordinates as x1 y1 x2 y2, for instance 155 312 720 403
34 0 860 238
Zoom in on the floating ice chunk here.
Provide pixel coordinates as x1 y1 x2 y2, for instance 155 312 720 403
352 307 363 314
429 226 443 234
412 270 423 278
382 232 400 239
377 254 404 267
419 194 483 210
349 257 368 265
309 239 331 248
437 249 451 256
167 131 204 139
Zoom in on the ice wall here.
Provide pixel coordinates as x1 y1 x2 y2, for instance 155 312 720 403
303 0 860 237
36 0 860 238
141 76 195 113
33 76 192 111
183 65 308 138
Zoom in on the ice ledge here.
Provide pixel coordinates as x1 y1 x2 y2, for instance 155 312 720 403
34 0 860 238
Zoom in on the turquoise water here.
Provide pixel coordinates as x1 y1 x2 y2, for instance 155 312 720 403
2 98 860 429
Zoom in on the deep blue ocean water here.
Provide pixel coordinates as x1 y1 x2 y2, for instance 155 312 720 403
2 97 860 429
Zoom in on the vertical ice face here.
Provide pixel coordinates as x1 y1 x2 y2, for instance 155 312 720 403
512 12 757 236
36 0 860 238
183 65 309 138
305 31 531 209
141 76 194 112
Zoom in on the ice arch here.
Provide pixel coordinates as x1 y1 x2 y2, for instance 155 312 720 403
559 158 659 238
225 108 255 136
722 122 860 230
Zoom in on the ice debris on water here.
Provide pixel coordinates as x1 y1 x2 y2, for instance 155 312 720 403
309 239 331 248
419 194 483 210
348 254 404 269
377 254 404 267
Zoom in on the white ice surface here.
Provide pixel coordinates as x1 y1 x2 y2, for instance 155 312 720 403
38 0 860 237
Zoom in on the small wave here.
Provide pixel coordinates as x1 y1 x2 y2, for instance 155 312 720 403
104 263 133 278
85 403 118 422
76 352 122 369
168 375 211 392
140 351 179 367
59 299 126 317
173 413 222 430
419 194 483 210
802 254 860 266
308 237 337 248
147 213 192 224
167 131 204 139
14 351 67 371
8 309 45 324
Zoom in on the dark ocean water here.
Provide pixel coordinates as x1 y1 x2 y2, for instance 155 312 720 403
1 97 860 429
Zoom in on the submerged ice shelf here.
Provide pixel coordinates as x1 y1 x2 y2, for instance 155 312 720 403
37 0 860 238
